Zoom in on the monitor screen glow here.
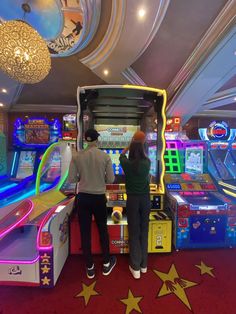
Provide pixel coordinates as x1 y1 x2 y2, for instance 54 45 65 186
185 147 204 174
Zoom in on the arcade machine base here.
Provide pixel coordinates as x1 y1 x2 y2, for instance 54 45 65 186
70 212 172 254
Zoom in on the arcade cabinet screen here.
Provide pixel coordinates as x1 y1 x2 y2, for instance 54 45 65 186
94 125 139 148
25 129 50 144
63 114 76 130
103 149 124 175
185 147 204 174
16 151 36 179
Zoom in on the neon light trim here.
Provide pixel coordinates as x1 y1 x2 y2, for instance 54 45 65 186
0 255 39 264
222 188 236 198
36 142 60 195
160 89 167 194
0 183 17 193
219 181 236 191
10 152 17 176
123 84 165 94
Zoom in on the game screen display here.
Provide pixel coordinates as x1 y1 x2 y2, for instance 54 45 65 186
94 125 139 148
16 151 36 179
25 128 50 145
63 114 76 130
102 149 125 175
185 147 204 174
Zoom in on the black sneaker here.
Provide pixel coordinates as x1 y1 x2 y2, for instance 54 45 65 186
86 265 95 279
102 256 117 276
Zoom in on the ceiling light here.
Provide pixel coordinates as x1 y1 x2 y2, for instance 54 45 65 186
138 8 146 19
103 69 109 76
0 3 51 84
1 88 7 93
234 97 236 101
0 103 4 107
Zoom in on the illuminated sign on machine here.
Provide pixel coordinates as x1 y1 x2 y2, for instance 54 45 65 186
207 121 229 140
199 121 236 142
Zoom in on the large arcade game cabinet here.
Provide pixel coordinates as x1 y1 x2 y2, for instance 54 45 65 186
0 141 75 287
199 120 236 197
165 123 236 249
0 118 61 208
62 114 77 148
0 131 7 178
70 85 172 255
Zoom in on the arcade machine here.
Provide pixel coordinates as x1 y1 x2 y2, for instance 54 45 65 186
70 84 172 255
0 141 75 287
0 117 61 208
165 121 236 249
62 114 77 148
199 120 236 196
0 131 7 178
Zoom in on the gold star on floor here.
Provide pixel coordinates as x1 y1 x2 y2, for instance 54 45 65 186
75 281 99 306
120 289 143 314
154 264 198 311
195 261 215 277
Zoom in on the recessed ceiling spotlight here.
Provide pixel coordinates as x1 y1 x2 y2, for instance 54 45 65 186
234 97 236 101
0 103 4 107
103 69 109 76
138 8 146 19
1 88 7 93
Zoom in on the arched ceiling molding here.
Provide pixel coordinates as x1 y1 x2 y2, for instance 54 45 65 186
122 67 147 86
80 0 125 69
167 22 236 124
167 0 236 101
80 0 169 84
134 0 170 61
202 87 236 110
195 110 236 118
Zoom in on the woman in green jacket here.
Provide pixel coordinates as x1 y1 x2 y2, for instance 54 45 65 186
119 132 151 279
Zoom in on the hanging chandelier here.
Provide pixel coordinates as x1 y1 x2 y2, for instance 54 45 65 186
0 3 51 84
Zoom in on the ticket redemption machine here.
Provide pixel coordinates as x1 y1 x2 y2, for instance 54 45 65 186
0 142 75 287
165 139 236 249
70 85 172 254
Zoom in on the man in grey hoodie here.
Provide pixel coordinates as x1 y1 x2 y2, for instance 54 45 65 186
67 128 116 279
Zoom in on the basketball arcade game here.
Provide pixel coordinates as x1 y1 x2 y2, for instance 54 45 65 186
0 118 61 208
70 84 171 255
199 120 236 196
0 141 75 287
165 133 236 249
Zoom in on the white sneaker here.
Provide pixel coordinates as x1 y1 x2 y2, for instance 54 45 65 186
141 267 147 273
129 266 140 279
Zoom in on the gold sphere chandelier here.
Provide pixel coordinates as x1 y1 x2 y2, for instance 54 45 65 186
0 4 51 84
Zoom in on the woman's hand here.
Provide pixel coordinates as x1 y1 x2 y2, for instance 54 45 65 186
121 146 129 154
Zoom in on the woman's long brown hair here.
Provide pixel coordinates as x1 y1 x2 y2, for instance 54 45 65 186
128 141 150 173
